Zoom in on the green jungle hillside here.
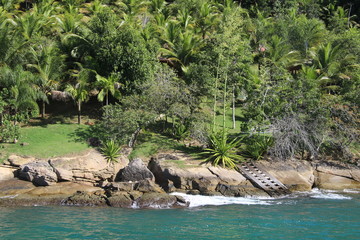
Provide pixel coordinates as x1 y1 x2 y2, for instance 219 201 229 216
0 0 359 166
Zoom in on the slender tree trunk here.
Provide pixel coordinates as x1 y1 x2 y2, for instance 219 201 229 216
77 100 81 125
232 86 236 129
42 101 46 118
106 90 109 106
223 68 228 131
128 127 141 148
213 57 220 132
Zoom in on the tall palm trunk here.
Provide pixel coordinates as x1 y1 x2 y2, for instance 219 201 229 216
77 100 81 125
42 101 46 118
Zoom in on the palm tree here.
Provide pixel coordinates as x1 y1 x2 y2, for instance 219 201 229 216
195 1 219 39
266 35 301 69
0 65 39 123
159 30 202 72
65 68 91 124
177 8 194 31
311 43 351 94
55 10 84 34
149 0 166 14
15 2 56 41
0 9 18 66
95 73 122 105
27 42 65 118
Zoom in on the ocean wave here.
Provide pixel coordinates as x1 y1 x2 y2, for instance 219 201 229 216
170 193 272 208
308 188 352 200
343 189 360 194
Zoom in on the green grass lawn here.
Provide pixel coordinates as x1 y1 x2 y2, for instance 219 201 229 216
213 105 244 134
128 131 183 160
0 124 91 163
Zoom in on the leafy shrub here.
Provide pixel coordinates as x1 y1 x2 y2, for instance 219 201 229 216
241 134 274 160
172 122 189 140
0 120 20 143
100 140 121 163
201 131 244 169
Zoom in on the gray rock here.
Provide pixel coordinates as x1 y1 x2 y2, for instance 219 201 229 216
118 158 154 182
107 192 133 208
134 179 164 193
136 193 178 208
19 161 58 186
62 191 108 206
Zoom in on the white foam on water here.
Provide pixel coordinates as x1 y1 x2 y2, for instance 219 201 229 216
309 188 352 200
170 192 272 208
343 189 360 194
0 194 18 199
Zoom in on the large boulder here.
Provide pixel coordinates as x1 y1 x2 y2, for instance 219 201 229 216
134 179 164 193
135 193 183 208
257 160 315 191
315 172 360 190
49 149 128 184
314 161 360 190
148 155 265 196
117 158 154 182
107 191 134 208
0 166 16 181
19 161 58 186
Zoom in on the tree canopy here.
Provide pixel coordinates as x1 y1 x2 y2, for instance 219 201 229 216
0 0 359 161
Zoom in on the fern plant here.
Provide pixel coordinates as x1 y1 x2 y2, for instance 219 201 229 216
100 140 121 163
202 131 244 169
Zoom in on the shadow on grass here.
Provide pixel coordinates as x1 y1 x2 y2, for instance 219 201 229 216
27 117 74 128
67 124 103 146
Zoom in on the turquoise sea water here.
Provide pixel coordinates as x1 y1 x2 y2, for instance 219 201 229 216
0 189 359 240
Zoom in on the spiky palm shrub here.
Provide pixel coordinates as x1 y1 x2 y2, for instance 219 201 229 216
202 132 244 169
100 140 121 163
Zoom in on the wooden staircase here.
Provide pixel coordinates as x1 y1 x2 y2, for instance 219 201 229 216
237 162 291 197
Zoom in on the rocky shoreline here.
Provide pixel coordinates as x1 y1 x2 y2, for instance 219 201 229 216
1 149 359 208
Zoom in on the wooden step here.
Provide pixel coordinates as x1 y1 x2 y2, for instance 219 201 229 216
237 162 291 197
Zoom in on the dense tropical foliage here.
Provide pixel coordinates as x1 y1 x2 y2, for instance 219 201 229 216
0 0 359 164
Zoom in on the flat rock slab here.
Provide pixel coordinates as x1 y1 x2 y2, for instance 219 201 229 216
315 172 360 190
0 179 36 196
0 166 17 181
7 155 36 167
25 182 102 197
257 160 315 191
